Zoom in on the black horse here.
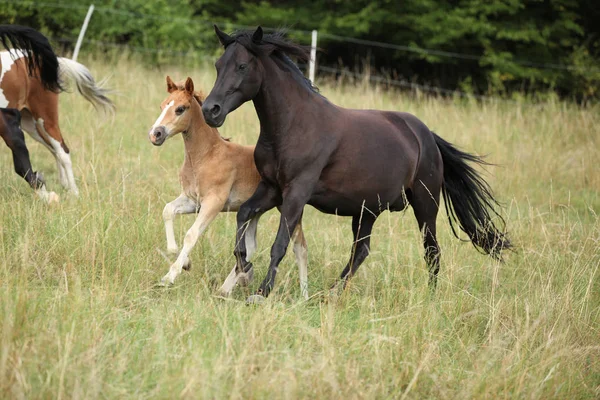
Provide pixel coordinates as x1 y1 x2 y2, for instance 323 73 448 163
202 26 511 302
0 24 61 195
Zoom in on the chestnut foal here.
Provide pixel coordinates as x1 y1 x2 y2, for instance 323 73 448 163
149 76 308 299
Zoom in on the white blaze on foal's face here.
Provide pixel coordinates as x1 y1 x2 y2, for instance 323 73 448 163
152 100 175 129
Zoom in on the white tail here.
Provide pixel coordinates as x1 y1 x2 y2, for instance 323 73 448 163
58 57 115 117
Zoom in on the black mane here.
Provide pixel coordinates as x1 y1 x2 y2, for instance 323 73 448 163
229 30 319 93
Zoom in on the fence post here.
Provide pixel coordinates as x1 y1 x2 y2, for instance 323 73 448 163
72 4 95 62
309 29 317 83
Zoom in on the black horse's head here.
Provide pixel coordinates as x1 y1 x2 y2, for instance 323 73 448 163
202 25 312 127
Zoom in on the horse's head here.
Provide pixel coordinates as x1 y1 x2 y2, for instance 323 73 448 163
149 76 203 146
202 26 265 128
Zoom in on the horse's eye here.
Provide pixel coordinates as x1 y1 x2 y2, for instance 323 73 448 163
238 63 247 71
175 106 186 115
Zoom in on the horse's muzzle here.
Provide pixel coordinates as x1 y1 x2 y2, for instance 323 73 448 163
202 101 225 127
149 126 168 146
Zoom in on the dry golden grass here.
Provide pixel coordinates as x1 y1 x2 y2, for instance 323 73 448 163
0 53 598 399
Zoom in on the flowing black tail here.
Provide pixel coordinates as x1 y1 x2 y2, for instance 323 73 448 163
433 133 512 259
0 24 61 92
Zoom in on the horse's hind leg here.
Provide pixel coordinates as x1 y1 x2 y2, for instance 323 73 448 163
34 118 78 195
332 211 377 292
409 181 442 289
0 108 58 202
1 108 40 189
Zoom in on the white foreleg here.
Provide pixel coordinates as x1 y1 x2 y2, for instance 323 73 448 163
162 194 198 254
161 196 223 285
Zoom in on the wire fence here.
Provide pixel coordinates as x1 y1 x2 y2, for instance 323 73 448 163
3 0 596 73
2 0 592 104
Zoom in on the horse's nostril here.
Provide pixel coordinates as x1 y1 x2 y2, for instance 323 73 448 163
211 104 221 116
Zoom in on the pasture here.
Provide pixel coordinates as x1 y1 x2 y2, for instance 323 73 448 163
0 54 598 399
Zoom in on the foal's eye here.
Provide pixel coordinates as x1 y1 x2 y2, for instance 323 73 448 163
238 63 247 71
175 106 186 115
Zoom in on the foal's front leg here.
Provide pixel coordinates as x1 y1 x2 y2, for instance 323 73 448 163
160 195 224 285
162 194 198 254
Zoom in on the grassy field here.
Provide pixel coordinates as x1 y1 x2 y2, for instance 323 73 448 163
1 53 598 399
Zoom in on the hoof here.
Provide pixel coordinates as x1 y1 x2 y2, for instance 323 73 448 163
166 247 179 256
182 258 192 271
159 275 174 287
246 294 266 305
238 266 254 287
47 192 60 204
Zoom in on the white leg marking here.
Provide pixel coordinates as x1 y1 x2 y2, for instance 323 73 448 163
161 197 222 285
37 118 79 196
162 194 198 254
35 184 60 204
219 265 240 296
244 217 259 262
152 100 174 128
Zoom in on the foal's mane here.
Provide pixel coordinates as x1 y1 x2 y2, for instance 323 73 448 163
173 82 231 141
228 30 319 93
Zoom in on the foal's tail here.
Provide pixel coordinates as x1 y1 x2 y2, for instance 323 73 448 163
58 57 116 117
433 132 512 259
0 24 62 92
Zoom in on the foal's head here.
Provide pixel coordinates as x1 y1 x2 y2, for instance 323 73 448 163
149 76 203 146
202 25 312 127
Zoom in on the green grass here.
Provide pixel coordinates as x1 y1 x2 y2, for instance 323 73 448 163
1 53 598 399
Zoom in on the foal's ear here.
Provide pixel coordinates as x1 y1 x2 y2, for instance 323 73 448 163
184 77 194 95
252 26 263 43
214 24 233 47
166 76 177 93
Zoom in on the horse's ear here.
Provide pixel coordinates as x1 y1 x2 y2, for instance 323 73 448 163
184 77 194 95
252 26 263 43
214 25 233 47
166 76 177 93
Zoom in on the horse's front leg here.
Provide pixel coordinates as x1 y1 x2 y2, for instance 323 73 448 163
218 181 280 296
249 183 312 303
162 194 198 254
160 195 224 285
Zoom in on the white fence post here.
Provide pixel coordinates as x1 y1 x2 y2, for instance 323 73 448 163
309 29 317 83
72 4 95 62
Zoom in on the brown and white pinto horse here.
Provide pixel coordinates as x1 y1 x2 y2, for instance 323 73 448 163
0 24 62 201
0 25 114 198
149 76 308 299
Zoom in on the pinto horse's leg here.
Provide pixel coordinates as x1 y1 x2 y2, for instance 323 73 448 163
34 117 78 196
0 108 39 189
332 211 377 292
25 89 79 196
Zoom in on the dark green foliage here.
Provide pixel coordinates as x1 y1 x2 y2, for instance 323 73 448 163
1 0 598 99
